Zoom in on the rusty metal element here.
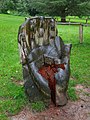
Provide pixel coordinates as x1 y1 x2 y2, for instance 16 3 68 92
18 16 72 106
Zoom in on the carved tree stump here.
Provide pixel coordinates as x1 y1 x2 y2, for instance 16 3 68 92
18 17 72 106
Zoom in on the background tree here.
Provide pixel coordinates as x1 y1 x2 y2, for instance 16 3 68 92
0 0 18 13
0 0 90 20
29 0 90 22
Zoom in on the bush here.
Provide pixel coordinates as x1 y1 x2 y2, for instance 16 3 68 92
7 10 30 17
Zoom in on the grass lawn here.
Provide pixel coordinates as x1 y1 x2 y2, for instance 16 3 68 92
55 16 90 24
0 14 90 119
0 14 27 119
57 24 90 100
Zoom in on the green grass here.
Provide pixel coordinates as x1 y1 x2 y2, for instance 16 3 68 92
31 101 46 112
0 14 27 120
55 16 90 24
57 24 90 100
68 18 90 24
0 14 90 119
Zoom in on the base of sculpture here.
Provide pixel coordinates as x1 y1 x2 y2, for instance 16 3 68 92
23 65 68 106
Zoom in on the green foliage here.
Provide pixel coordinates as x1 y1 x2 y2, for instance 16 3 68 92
9 10 29 17
0 0 90 18
29 0 90 21
0 0 17 13
0 0 27 15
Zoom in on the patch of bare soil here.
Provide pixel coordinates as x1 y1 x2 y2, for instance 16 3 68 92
10 85 90 120
14 80 24 86
11 77 24 86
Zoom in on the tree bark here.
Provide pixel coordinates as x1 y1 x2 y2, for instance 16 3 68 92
61 17 66 22
61 9 66 22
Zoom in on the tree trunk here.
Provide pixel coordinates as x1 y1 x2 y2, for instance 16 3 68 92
61 9 66 22
61 17 66 22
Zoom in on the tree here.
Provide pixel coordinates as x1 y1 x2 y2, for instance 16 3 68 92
0 0 29 15
0 0 18 13
0 0 90 20
29 0 90 22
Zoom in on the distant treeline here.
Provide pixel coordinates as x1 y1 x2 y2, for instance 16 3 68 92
0 0 40 16
0 0 90 21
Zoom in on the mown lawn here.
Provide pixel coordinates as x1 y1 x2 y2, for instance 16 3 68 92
55 16 90 24
57 24 90 99
0 14 90 119
0 14 27 120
